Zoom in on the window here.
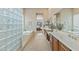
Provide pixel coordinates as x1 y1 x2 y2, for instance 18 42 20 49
36 13 44 28
62 9 73 32
55 8 79 36
73 14 79 35
60 8 79 36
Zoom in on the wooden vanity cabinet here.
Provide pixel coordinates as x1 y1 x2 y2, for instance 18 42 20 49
52 36 59 51
43 29 50 41
50 35 71 51
59 41 71 51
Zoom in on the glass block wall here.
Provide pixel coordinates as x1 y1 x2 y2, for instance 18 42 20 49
0 8 23 51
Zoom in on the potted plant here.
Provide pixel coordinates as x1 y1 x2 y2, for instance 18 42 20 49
56 23 63 30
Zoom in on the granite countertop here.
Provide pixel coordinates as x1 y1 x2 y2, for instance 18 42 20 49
23 31 33 35
48 31 79 51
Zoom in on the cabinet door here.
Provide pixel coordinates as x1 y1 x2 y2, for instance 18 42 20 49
52 36 59 51
49 35 53 49
59 42 65 51
59 42 71 51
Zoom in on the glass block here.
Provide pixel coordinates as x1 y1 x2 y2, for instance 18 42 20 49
0 16 4 24
0 32 7 39
0 9 4 15
3 18 7 24
0 45 6 51
6 42 14 51
0 8 23 51
0 24 3 30
7 31 11 36
0 39 6 47
6 31 10 37
9 8 13 12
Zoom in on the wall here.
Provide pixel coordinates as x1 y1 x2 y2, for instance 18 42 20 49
48 8 63 26
24 8 49 21
73 8 79 33
23 8 49 31
73 8 79 14
60 8 73 31
48 8 62 18
0 8 23 51
48 8 73 31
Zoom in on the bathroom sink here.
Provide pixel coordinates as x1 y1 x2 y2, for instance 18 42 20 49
68 33 79 41
58 31 79 41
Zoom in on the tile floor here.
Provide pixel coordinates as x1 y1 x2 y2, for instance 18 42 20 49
22 31 52 51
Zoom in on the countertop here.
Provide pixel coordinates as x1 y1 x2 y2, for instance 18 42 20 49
48 31 79 51
23 31 33 35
